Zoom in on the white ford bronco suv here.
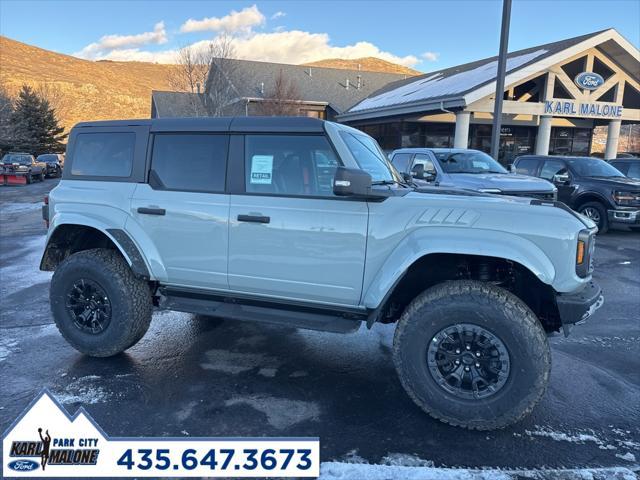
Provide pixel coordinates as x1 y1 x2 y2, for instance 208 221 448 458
41 117 604 430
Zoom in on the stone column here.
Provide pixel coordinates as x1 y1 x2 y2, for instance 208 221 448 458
604 119 622 160
535 115 552 155
453 111 471 148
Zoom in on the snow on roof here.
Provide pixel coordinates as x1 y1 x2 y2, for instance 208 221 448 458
349 49 548 113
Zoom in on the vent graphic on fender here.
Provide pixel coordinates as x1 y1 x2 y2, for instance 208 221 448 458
416 208 480 226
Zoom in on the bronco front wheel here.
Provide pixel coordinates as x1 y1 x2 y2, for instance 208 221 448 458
393 280 550 430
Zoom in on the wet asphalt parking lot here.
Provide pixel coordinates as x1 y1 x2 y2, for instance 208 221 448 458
0 178 639 476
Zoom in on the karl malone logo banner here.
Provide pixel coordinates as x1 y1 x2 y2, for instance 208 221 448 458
2 390 319 477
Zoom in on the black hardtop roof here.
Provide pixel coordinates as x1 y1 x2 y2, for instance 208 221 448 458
73 116 327 133
514 155 596 161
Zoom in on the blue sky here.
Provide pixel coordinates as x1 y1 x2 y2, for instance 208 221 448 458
1 0 638 71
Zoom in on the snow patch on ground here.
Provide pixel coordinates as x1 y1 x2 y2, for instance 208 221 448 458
0 202 42 215
380 453 434 468
319 464 638 480
258 367 278 377
200 348 280 375
526 427 617 450
224 395 319 430
615 452 636 462
0 235 52 298
54 375 110 405
0 338 19 362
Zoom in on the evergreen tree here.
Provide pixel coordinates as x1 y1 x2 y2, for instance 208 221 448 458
0 84 14 154
11 84 66 155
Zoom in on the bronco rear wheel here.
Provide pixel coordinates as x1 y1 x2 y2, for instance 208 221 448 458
393 280 550 430
50 248 152 357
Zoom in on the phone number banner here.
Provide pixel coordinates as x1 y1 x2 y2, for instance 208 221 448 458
3 390 319 477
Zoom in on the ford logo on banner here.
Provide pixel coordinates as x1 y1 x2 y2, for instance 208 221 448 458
8 459 39 471
574 72 605 90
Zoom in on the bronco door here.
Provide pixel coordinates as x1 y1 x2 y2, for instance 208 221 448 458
227 134 368 306
128 132 230 290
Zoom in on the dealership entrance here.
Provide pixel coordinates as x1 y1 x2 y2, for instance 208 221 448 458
339 29 640 163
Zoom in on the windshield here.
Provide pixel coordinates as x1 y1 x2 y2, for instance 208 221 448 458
339 131 400 183
37 154 58 162
2 154 31 164
566 158 624 177
435 151 508 174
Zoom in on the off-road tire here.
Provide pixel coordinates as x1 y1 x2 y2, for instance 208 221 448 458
578 201 608 234
39 171 45 181
50 248 152 357
393 280 551 430
26 172 32 184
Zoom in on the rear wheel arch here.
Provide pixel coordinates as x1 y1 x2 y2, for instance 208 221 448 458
40 224 150 280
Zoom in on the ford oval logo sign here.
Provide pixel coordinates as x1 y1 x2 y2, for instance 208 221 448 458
8 459 39 471
574 72 604 90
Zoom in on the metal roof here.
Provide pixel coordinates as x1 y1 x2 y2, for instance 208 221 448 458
338 29 627 122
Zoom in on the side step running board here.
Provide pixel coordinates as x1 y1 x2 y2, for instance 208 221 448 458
158 287 364 334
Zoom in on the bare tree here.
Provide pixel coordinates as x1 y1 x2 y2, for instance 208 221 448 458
256 70 302 116
167 34 238 117
204 34 238 117
36 83 71 126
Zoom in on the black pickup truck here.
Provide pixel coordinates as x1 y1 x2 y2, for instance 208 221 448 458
513 155 640 233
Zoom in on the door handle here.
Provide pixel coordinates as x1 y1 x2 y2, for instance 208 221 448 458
237 214 270 224
137 207 166 216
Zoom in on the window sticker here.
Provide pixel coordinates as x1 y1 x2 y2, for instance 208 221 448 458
250 155 273 184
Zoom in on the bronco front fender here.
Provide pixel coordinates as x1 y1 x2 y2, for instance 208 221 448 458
362 227 556 309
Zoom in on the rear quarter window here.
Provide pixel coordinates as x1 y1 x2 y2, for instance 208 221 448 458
71 132 135 177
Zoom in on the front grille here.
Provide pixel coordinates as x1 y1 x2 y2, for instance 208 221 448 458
502 191 557 201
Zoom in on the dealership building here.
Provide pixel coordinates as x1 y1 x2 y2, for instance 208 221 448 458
338 29 640 164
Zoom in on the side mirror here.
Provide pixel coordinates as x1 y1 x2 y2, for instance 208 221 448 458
508 164 516 173
553 173 570 185
424 170 437 182
333 167 374 198
411 164 425 179
401 172 413 184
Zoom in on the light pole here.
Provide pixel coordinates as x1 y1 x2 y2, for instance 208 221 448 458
490 0 512 161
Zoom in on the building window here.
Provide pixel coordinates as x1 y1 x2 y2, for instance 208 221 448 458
549 128 592 156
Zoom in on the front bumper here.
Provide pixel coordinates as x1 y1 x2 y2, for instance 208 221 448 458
556 280 604 336
608 208 640 225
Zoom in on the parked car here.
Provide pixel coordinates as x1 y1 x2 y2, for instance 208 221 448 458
41 117 603 430
1 152 46 184
36 153 64 178
609 157 640 180
513 155 640 233
390 148 557 200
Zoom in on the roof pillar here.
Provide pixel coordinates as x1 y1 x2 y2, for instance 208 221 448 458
453 111 471 148
604 119 622 160
535 115 552 155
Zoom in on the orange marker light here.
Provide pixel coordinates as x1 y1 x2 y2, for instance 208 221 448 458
576 240 585 265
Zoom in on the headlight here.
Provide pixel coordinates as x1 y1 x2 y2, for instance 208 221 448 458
17 166 28 171
479 188 502 194
613 190 640 206
576 229 595 278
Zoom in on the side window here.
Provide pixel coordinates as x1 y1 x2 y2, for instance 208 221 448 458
151 134 228 193
515 158 539 176
72 132 135 177
391 153 412 173
245 135 340 196
540 159 568 180
610 162 629 175
626 163 640 179
412 153 436 173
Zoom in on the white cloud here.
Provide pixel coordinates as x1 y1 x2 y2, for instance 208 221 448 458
421 51 439 62
180 5 265 34
271 11 286 20
74 22 167 59
73 5 420 68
